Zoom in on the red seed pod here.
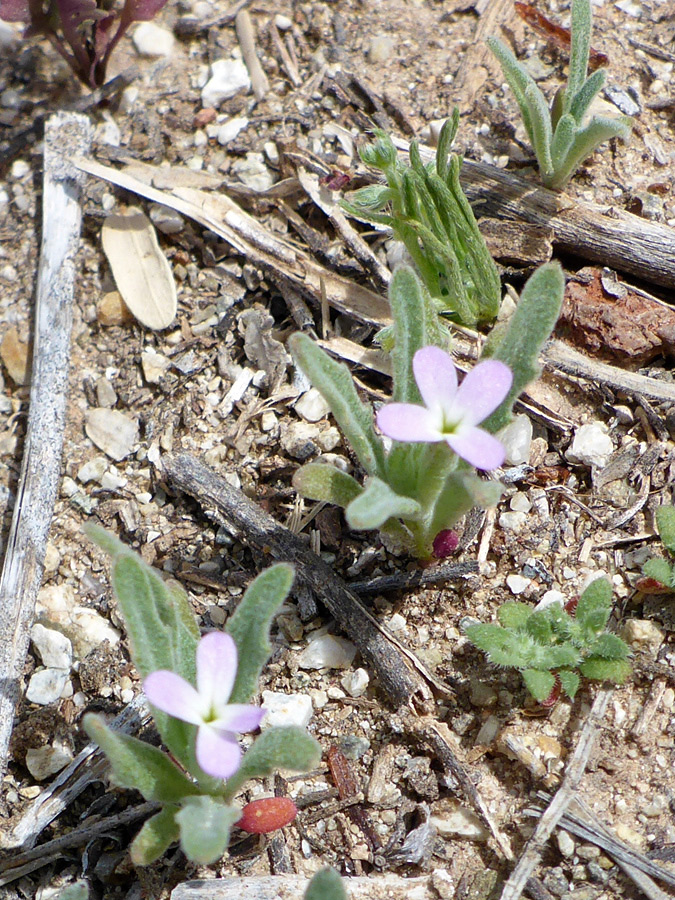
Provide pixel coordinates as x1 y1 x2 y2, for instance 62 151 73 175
237 797 298 834
432 529 460 559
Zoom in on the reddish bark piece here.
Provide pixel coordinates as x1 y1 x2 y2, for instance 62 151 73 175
557 267 675 366
237 797 298 833
514 2 609 71
564 597 578 616
432 529 460 559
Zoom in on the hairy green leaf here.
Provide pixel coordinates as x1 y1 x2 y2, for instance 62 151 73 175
290 334 385 477
569 68 606 123
83 714 199 803
176 797 240 864
130 807 179 866
575 578 612 632
496 602 532 631
550 114 577 172
579 657 632 684
227 564 294 704
642 557 673 588
293 463 362 509
589 632 631 661
522 668 556 702
655 505 675 555
546 115 632 189
223 726 321 801
305 868 348 900
482 262 564 432
346 477 421 530
558 668 581 699
566 0 592 110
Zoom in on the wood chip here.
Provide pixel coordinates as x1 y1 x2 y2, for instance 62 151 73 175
101 207 177 330
0 326 30 385
85 408 139 461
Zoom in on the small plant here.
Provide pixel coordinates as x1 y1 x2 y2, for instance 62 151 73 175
640 504 675 592
0 0 168 88
305 868 348 900
341 109 501 329
464 578 632 703
83 525 320 866
289 262 564 559
489 0 632 190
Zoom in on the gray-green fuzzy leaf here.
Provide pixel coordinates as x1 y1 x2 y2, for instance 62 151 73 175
655 506 675 554
482 262 564 433
83 714 199 803
569 68 605 123
566 0 592 110
550 114 577 172
547 115 632 189
130 807 180 866
305 869 348 900
227 564 294 704
522 668 556 702
575 578 612 632
642 557 673 588
223 726 321 801
346 477 421 530
176 797 240 864
293 463 362 509
289 333 385 477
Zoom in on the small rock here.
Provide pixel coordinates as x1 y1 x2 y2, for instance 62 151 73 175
469 679 497 707
231 152 275 192
621 619 664 656
10 159 30 179
499 414 533 465
341 667 369 697
499 511 527 531
31 624 72 669
274 13 292 29
26 668 70 705
100 469 127 491
336 735 370 759
474 714 500 746
77 456 108 484
316 426 340 452
535 589 565 611
567 423 613 469
295 388 330 423
308 688 328 709
43 543 61 574
509 491 532 513
201 57 250 108
297 633 357 670
0 326 30 385
132 22 175 57
261 411 277 432
216 116 249 145
149 203 184 235
96 376 117 408
506 573 531 595
431 801 489 841
141 348 171 384
261 691 313 729
70 608 121 659
25 744 73 780
85 408 139 461
367 33 395 64
97 291 134 326
280 421 320 459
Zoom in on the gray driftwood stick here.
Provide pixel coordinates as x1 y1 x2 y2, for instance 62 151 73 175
396 137 675 290
160 453 439 710
0 113 93 779
172 874 437 900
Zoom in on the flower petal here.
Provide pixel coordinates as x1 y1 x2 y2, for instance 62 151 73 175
197 632 238 708
454 360 512 425
212 703 266 734
143 671 204 725
412 346 457 411
196 725 242 779
446 426 506 470
377 403 441 443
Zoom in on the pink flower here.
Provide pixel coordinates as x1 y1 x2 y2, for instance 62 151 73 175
376 346 512 470
143 632 265 780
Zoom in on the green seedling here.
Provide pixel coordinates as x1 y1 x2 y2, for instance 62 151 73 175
640 504 675 592
489 0 632 189
464 578 632 703
342 109 501 330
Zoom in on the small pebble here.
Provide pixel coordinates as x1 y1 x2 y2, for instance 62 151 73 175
149 203 184 235
201 58 250 108
567 423 613 469
26 668 70 705
621 619 664 656
509 492 532 513
500 414 533 465
499 511 527 531
341 667 369 698
274 13 292 29
97 291 134 326
31 624 72 669
295 388 330 423
77 456 108 484
25 744 73 780
431 802 489 841
96 376 117 408
231 152 275 192
506 573 531 595
216 116 249 145
10 159 30 179
297 633 357 670
85 408 139 461
141 348 171 384
261 691 313 729
557 830 575 858
132 22 175 57
367 33 395 64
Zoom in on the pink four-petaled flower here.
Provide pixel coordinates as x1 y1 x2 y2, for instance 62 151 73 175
143 632 265 780
376 346 512 470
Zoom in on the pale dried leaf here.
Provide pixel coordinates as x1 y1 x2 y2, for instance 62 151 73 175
101 207 176 330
